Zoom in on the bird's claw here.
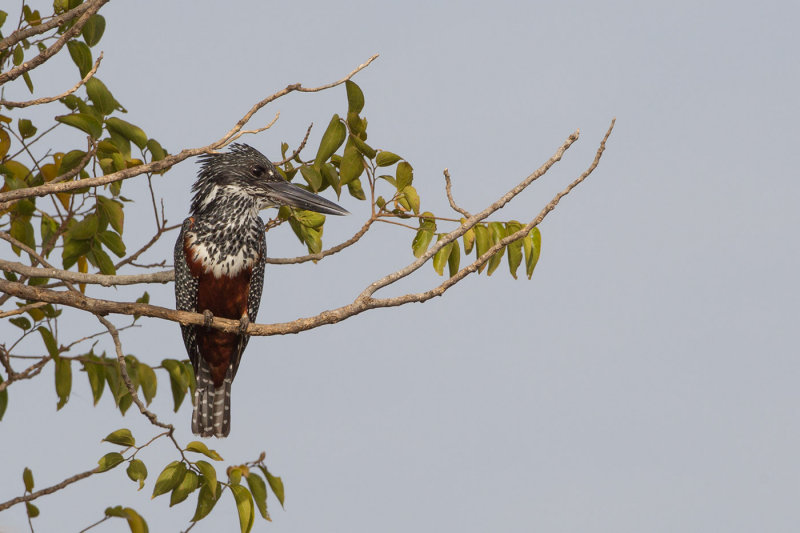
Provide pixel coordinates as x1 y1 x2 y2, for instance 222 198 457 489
238 315 250 335
203 309 214 327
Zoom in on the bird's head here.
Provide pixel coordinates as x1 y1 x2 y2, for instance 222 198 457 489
190 144 349 217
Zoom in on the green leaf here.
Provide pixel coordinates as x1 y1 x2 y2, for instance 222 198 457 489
97 452 125 472
486 222 507 276
231 484 255 533
0 374 7 421
293 210 326 229
505 221 524 279
195 460 218 498
432 236 453 276
10 316 31 330
314 115 346 168
56 113 102 139
97 230 126 257
18 118 37 139
400 185 420 214
10 218 35 254
347 178 366 201
339 139 364 186
161 359 188 412
127 459 148 490
376 151 401 167
69 214 99 240
110 507 147 533
55 357 72 410
151 461 187 498
246 472 269 520
37 326 58 358
146 139 166 161
345 80 365 114
23 467 34 492
448 240 461 277
12 44 23 66
83 355 105 405
81 14 106 47
320 162 341 197
22 71 34 93
299 165 323 192
105 117 147 150
524 227 542 279
61 237 91 269
191 482 220 522
228 467 243 486
86 77 117 115
182 361 196 400
350 134 376 159
411 229 434 258
137 363 157 405
185 441 224 461
89 246 116 275
103 428 135 447
259 466 285 508
170 470 199 507
25 502 39 518
40 215 58 246
97 196 124 234
396 161 413 190
474 224 490 273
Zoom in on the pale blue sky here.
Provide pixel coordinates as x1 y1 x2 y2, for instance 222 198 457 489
2 1 799 532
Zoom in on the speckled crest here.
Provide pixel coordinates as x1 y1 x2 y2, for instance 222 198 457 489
190 143 283 216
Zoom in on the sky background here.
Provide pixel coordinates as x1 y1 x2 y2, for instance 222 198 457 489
2 0 800 532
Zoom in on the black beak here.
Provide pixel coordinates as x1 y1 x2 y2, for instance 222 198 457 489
265 181 349 216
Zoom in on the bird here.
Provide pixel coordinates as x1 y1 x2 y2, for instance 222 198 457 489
174 143 348 437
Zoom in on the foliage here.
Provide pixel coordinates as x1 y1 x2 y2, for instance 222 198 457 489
0 1 608 531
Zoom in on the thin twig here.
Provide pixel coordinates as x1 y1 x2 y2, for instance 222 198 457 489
223 112 280 146
0 53 103 108
443 168 472 218
78 515 110 533
275 123 314 165
0 357 49 393
95 315 172 431
0 468 100 512
0 301 48 318
266 216 375 264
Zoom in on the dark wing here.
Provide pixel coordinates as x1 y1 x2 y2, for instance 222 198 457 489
231 223 266 380
174 218 200 370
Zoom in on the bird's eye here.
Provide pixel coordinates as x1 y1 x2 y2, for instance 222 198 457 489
251 165 266 177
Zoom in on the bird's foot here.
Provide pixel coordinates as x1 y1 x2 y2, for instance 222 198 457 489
203 309 214 327
238 315 250 335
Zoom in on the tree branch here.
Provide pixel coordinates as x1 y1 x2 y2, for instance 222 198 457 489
0 121 616 338
0 54 379 204
0 258 172 286
0 467 100 512
0 0 109 87
0 53 103 108
0 0 98 52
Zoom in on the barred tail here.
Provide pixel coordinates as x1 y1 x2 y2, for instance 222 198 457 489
192 360 232 438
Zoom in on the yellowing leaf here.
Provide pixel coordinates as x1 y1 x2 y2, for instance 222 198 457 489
185 441 224 461
103 428 135 447
231 484 255 533
97 452 124 472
